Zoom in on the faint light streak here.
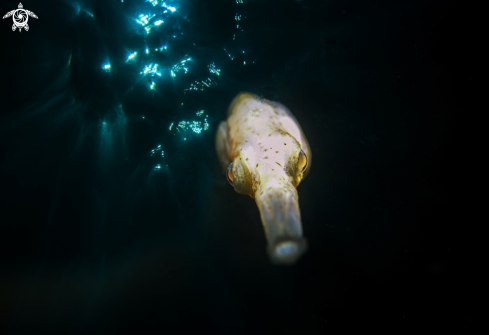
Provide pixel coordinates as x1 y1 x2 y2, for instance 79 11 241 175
184 78 216 93
155 20 163 25
223 47 234 60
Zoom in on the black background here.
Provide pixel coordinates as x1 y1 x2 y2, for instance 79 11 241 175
0 0 479 333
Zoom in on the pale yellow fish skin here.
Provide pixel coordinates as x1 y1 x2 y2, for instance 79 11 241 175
215 92 311 265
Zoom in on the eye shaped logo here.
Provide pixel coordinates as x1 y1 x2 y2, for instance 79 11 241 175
3 3 38 32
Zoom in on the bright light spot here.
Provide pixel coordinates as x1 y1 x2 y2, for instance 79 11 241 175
208 63 221 76
190 121 203 134
242 50 245 54
150 82 155 89
243 61 246 65
171 58 191 77
235 15 241 21
147 0 158 6
196 110 204 117
172 116 210 137
137 15 148 26
236 0 244 3
127 52 137 61
169 122 174 130
146 48 149 54
150 145 164 157
141 63 161 77
155 20 163 26
154 164 162 170
162 3 176 12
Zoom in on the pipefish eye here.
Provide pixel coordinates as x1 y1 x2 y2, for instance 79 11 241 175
298 149 307 173
226 163 234 186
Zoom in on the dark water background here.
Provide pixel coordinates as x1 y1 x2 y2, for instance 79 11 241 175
0 0 479 333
